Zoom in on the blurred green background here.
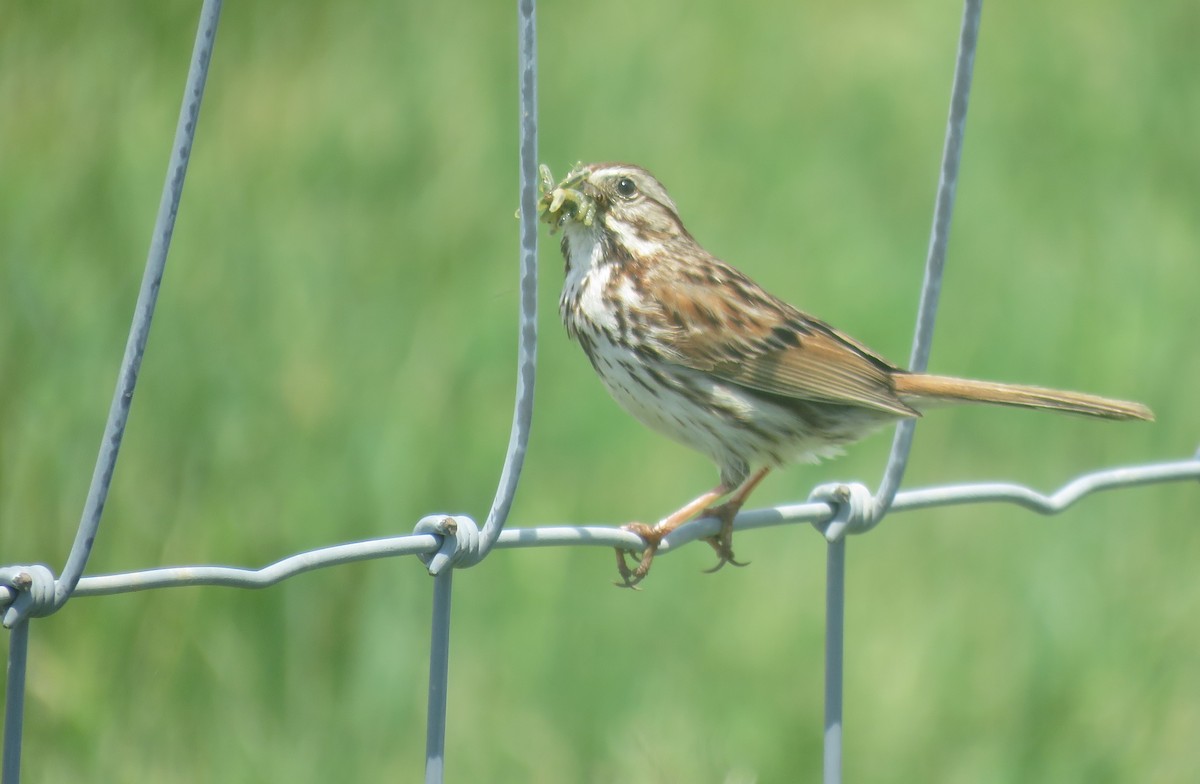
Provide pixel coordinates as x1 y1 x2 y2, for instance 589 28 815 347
1 0 1197 781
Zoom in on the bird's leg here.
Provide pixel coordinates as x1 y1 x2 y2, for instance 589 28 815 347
701 467 771 573
615 484 729 588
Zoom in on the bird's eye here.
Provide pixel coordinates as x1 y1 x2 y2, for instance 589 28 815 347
615 177 638 199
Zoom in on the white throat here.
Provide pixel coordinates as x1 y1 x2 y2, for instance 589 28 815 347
561 220 605 294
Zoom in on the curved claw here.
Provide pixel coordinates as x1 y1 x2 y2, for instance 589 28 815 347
697 494 756 576
613 549 646 590
702 547 750 574
613 522 660 589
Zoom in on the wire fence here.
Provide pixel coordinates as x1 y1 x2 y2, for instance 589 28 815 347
2 1 1196 782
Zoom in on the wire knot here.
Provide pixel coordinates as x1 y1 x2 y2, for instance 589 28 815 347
413 515 482 575
808 482 883 541
0 564 59 627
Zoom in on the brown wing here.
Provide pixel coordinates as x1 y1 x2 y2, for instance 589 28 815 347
644 254 920 418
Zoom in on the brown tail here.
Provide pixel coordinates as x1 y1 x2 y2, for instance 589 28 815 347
892 373 1154 421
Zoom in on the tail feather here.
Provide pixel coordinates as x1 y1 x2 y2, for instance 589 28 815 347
892 373 1154 422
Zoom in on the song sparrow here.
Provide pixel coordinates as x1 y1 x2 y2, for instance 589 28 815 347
538 161 1153 588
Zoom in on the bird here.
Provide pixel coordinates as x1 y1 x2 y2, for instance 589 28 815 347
537 161 1153 588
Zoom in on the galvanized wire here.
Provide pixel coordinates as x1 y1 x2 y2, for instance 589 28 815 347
821 3 983 781
419 2 540 779
822 538 846 784
424 571 454 784
1 3 223 782
10 456 1182 598
462 0 542 567
1 622 28 784
54 0 224 610
877 0 984 513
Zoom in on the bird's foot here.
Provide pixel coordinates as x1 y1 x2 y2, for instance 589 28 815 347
614 522 663 589
701 501 750 573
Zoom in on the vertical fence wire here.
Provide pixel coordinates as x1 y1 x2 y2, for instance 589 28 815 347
53 0 224 609
1 5 223 783
419 2 540 779
876 0 984 506
821 540 846 784
822 2 983 782
424 572 454 784
2 623 30 784
472 0 542 560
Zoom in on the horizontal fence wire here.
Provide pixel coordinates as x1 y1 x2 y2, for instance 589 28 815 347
1 457 1193 602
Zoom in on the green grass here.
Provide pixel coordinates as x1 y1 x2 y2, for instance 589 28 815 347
2 1 1197 781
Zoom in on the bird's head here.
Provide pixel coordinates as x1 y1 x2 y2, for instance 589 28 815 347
538 162 686 245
